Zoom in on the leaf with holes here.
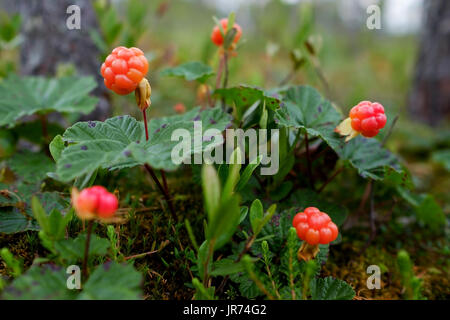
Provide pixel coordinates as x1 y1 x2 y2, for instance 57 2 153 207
53 107 231 182
0 75 98 128
160 61 214 82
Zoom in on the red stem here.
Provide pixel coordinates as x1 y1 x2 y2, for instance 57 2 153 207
142 108 149 141
82 220 94 279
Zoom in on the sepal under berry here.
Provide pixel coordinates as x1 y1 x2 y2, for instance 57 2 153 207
297 242 320 261
135 78 151 110
335 117 359 142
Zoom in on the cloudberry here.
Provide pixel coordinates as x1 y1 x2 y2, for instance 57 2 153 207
173 103 186 114
292 207 338 245
336 101 387 141
72 186 118 220
211 18 242 47
101 46 149 95
349 101 387 137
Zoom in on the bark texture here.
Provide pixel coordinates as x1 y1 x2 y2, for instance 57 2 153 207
409 0 450 126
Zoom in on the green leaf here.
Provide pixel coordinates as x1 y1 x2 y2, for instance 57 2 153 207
383 165 414 190
222 148 242 201
336 136 402 180
236 155 262 191
239 206 248 224
0 75 98 128
197 240 211 281
11 120 64 145
211 258 246 277
415 194 445 230
2 264 76 300
192 277 215 300
289 189 348 226
432 149 450 171
238 277 260 299
310 277 355 300
249 199 263 234
0 191 68 234
54 234 110 263
49 135 65 162
274 85 343 152
54 107 231 182
47 209 72 241
202 164 221 222
160 61 214 83
31 196 49 234
214 85 281 122
8 151 54 183
207 194 241 250
78 262 142 300
269 181 293 201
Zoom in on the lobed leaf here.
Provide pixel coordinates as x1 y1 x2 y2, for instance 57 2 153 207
53 107 231 182
0 75 98 128
160 61 214 82
310 276 355 300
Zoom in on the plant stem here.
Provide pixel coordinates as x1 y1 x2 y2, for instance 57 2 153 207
381 115 399 147
279 69 296 87
216 235 255 295
39 114 51 157
141 107 176 221
247 267 276 300
318 166 344 194
203 239 215 287
82 220 94 279
222 52 229 90
215 53 225 90
304 131 314 189
142 108 149 141
160 170 169 194
360 180 376 254
265 262 281 299
144 164 177 222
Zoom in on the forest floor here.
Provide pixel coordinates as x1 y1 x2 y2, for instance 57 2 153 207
1 167 448 300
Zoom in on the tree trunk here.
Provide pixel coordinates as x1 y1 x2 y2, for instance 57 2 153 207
1 0 110 121
408 0 450 126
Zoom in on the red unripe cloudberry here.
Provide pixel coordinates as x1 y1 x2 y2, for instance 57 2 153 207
173 103 186 114
72 186 118 220
292 207 338 245
349 101 387 138
211 18 242 47
101 46 149 95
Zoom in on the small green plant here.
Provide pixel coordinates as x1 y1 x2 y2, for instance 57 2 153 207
397 250 424 300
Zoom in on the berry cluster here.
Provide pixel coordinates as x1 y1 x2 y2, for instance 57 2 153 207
101 46 149 95
292 207 338 245
73 186 118 220
211 18 242 47
349 101 387 138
